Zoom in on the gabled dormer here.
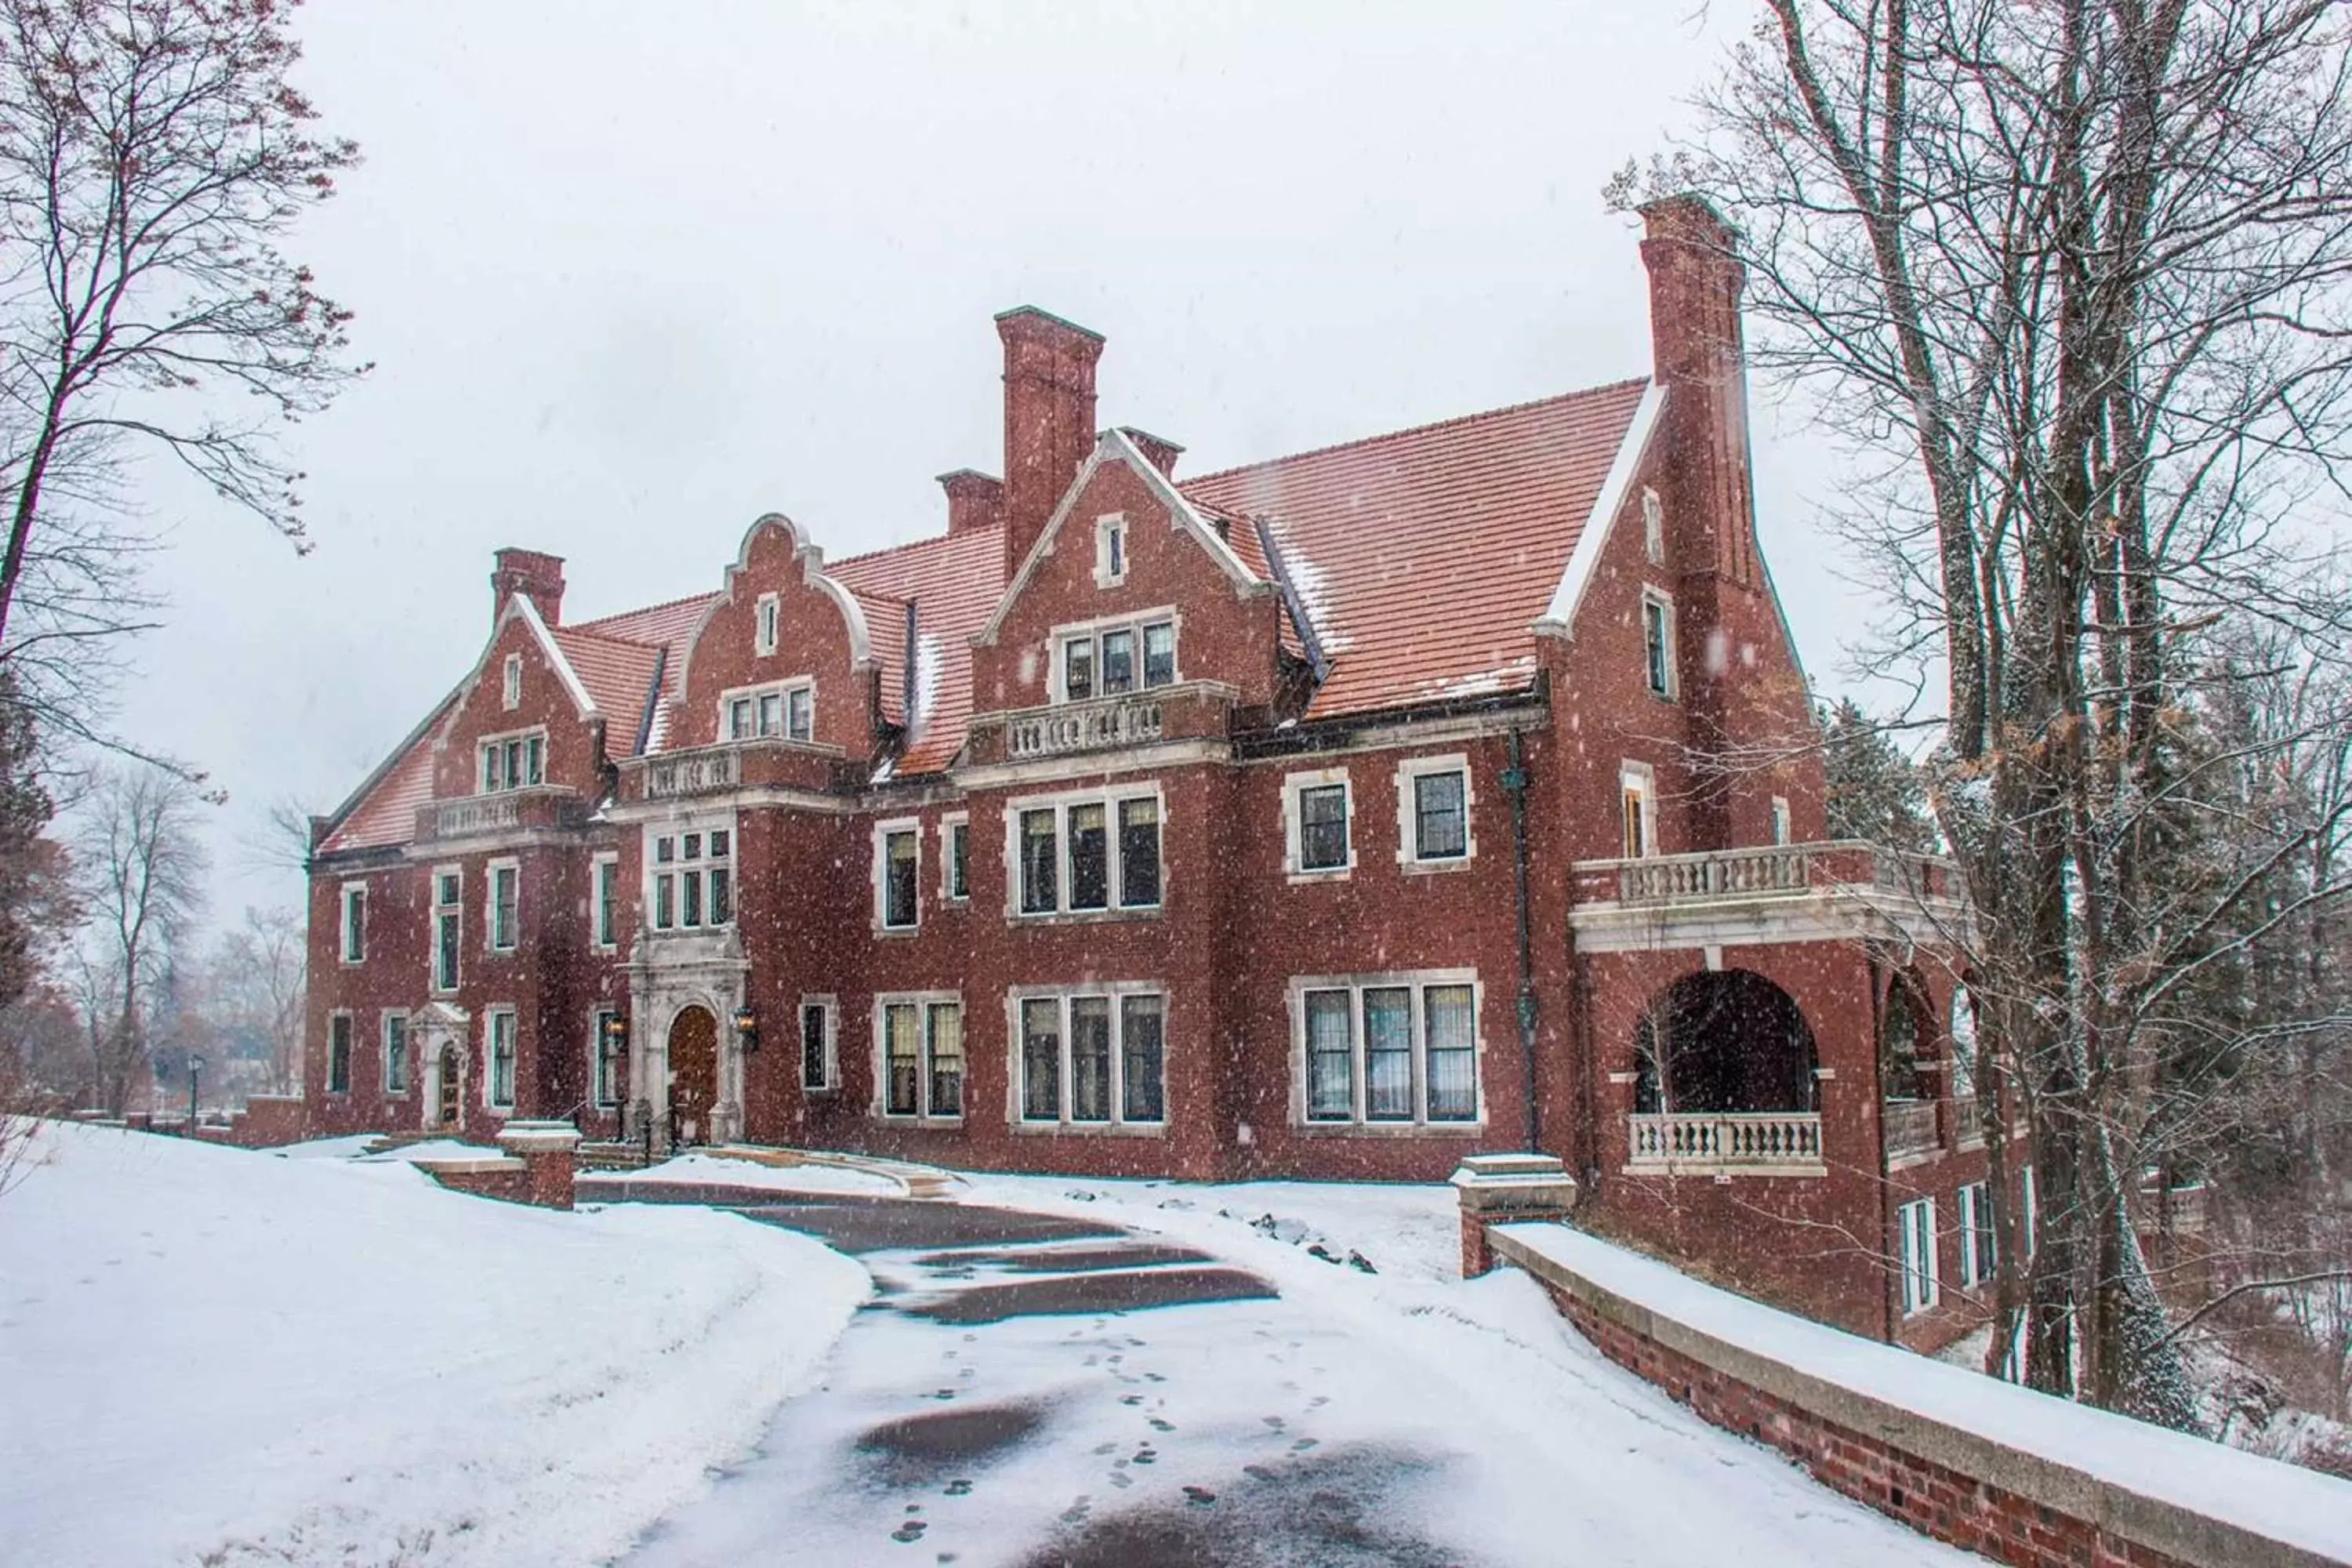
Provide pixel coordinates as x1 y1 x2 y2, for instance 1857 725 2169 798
662 513 884 758
971 426 1283 723
429 582 608 804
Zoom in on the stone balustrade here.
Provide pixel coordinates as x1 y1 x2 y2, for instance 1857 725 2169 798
420 786 583 843
1627 1111 1824 1173
1573 840 1963 908
1004 694 1166 760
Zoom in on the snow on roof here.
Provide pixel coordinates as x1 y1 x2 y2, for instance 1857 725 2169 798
1181 379 1649 719
550 626 662 740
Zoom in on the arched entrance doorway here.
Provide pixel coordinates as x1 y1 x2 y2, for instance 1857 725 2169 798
667 1006 719 1146
1636 970 1818 1114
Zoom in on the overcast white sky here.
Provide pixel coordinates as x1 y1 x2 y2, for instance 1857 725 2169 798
108 0 1877 926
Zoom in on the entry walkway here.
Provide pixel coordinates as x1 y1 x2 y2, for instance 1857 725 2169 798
616 1188 1970 1568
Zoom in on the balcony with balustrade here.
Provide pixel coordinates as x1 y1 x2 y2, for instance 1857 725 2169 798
963 681 1240 771
416 786 586 844
1619 969 1829 1178
1625 1111 1826 1176
1570 840 1967 953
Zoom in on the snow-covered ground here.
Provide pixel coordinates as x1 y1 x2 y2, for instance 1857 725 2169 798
0 1123 868 1568
634 1171 1981 1566
597 1149 902 1196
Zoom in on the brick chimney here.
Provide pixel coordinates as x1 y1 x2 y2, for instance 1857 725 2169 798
937 468 1004 535
1118 426 1184 478
996 307 1104 579
1639 194 1758 590
491 547 566 626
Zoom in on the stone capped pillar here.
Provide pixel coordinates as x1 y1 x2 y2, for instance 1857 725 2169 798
496 1120 583 1210
1452 1152 1581 1277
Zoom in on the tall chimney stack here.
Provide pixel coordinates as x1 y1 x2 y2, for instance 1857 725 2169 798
491 547 567 626
1639 194 1757 590
996 307 1104 579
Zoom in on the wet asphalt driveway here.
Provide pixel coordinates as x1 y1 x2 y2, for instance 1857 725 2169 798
609 1190 1486 1568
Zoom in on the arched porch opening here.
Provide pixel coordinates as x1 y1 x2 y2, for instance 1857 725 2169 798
1627 969 1824 1173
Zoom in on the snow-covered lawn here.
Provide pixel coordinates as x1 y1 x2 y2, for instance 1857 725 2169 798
596 1149 902 1196
0 1123 868 1568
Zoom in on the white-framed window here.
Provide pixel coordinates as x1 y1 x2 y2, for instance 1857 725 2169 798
1898 1196 1940 1315
800 996 838 1092
501 652 523 710
1641 588 1677 700
326 1012 353 1094
875 820 920 931
1621 761 1656 858
382 1010 410 1095
339 881 368 965
478 728 546 794
2021 1165 2038 1258
485 1007 517 1111
1053 609 1178 702
1291 971 1481 1127
1642 485 1665 564
721 679 815 743
754 591 780 656
942 814 970 902
591 853 621 949
1395 755 1473 867
430 866 462 993
1771 795 1792 846
1095 513 1129 586
591 1007 622 1108
487 858 520 953
1009 786 1163 916
648 822 734 932
1958 1181 1994 1287
1014 986 1166 1128
875 993 963 1121
1283 768 1353 877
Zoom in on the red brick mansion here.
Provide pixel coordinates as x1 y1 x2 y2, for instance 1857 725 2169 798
304 198 2007 1349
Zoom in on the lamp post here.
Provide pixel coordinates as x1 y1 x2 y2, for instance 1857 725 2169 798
187 1053 205 1133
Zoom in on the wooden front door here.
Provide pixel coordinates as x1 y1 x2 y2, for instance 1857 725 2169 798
667 1007 719 1146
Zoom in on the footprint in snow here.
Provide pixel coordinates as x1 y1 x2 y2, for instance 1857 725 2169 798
1243 1464 1278 1483
1184 1486 1218 1506
1120 1394 1143 1406
1109 1471 1134 1490
1261 1416 1286 1430
1059 1497 1091 1524
1092 1441 1118 1456
1148 1417 1175 1432
1290 1437 1319 1453
944 1479 973 1497
1133 1447 1158 1465
891 1519 927 1544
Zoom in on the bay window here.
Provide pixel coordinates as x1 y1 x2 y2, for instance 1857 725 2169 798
1294 972 1480 1127
1010 788 1163 917
1017 988 1166 1127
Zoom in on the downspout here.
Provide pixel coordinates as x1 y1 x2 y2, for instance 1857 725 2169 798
1504 728 1541 1151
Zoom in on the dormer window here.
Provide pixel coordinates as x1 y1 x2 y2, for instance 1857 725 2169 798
722 681 815 742
1096 514 1128 586
478 729 546 794
1054 612 1178 703
755 593 780 656
501 654 522 710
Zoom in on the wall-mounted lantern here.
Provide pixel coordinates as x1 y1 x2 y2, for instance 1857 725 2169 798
601 1014 629 1051
732 1004 759 1052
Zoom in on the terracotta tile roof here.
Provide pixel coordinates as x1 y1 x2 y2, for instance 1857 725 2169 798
571 591 713 755
849 586 913 728
1180 379 1649 719
318 714 443 853
551 626 662 740
831 524 1007 776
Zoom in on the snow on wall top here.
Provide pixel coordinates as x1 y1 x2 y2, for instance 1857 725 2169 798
1181 379 1648 720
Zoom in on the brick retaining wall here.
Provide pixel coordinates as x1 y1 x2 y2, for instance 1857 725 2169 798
1486 1223 2350 1568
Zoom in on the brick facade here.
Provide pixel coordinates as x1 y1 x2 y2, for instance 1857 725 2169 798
302 196 2005 1350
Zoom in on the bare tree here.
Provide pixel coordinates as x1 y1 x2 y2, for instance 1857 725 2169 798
72 762 205 1112
1632 0 2352 1428
0 0 365 742
209 903 303 1095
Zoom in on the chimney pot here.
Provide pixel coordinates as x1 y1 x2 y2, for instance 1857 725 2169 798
491 548 567 626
